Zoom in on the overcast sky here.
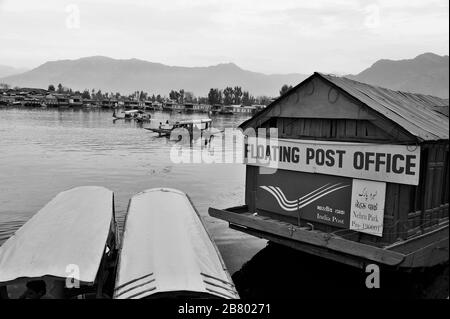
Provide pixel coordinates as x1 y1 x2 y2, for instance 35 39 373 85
0 0 448 74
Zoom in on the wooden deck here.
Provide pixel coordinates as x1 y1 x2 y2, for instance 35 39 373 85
209 205 449 269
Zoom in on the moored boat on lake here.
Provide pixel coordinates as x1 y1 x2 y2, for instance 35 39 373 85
0 186 119 299
113 188 239 299
145 118 213 140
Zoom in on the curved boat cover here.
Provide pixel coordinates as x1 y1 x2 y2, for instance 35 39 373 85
0 186 114 285
114 188 238 299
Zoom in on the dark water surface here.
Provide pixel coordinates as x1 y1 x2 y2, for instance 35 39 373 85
0 108 266 274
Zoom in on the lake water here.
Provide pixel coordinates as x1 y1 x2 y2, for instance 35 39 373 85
0 107 266 274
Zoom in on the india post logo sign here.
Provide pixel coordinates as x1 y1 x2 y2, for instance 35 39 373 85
257 169 386 236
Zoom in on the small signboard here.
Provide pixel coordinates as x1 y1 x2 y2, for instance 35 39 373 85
245 137 420 185
256 169 386 236
349 179 386 237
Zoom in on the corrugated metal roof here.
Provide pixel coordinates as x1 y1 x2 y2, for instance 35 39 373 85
318 73 449 141
240 73 449 141
430 105 449 117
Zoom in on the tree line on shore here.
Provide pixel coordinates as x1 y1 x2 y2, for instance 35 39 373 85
1 82 295 106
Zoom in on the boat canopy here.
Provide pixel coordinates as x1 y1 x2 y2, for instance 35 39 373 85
177 118 212 125
114 188 238 299
0 186 115 285
123 110 140 114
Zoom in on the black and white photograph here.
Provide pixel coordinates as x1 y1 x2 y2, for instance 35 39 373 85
0 0 448 309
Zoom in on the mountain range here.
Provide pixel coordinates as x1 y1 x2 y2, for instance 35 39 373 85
0 65 28 79
0 53 448 98
0 57 308 97
348 53 449 98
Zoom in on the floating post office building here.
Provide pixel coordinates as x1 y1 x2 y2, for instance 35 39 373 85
209 72 449 269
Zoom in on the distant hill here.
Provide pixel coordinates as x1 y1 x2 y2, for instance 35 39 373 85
0 56 308 97
0 65 28 79
2 54 448 98
347 53 449 98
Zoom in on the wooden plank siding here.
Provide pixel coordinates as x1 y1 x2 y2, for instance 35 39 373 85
274 118 395 142
420 143 449 232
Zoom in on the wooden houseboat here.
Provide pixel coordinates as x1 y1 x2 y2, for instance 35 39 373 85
198 104 212 113
184 102 195 112
211 104 223 115
55 94 69 107
69 96 83 107
234 105 257 115
22 97 42 107
183 103 210 113
219 105 235 115
152 101 163 110
144 101 155 110
162 100 175 112
209 72 449 270
100 99 118 108
123 100 139 109
44 94 59 107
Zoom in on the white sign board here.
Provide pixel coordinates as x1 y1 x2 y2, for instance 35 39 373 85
349 179 386 237
244 138 421 185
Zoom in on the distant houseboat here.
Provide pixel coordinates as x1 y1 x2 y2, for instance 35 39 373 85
163 100 184 112
69 96 83 107
184 103 195 112
101 99 118 108
22 97 42 107
194 104 212 113
152 101 163 110
234 105 257 114
0 95 16 105
123 100 140 109
219 105 235 115
144 101 155 110
45 94 58 107
162 100 175 111
218 105 258 115
82 99 99 108
173 103 185 112
211 104 223 115
184 103 211 113
55 94 69 107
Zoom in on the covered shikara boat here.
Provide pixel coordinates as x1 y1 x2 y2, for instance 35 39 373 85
114 188 239 299
146 118 212 136
0 186 119 299
146 118 217 142
113 109 140 120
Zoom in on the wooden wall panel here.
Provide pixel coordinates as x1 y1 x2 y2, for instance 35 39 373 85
277 118 395 142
